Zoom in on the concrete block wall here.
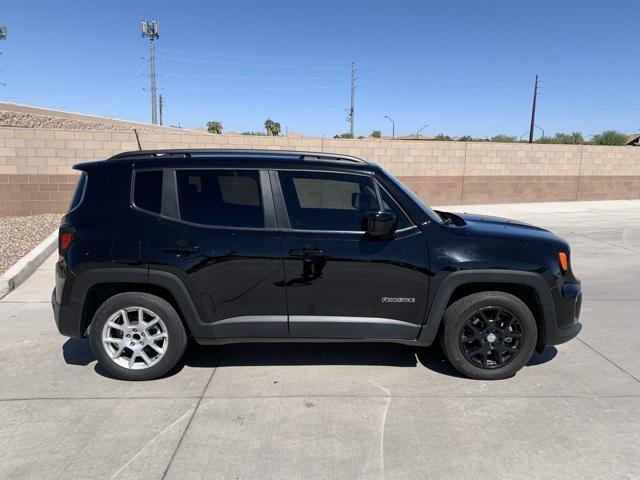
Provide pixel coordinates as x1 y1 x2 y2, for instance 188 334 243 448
0 126 639 216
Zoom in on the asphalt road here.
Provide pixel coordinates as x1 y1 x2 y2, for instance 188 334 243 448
1 200 639 480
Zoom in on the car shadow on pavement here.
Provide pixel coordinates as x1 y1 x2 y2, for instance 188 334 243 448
62 338 94 366
62 338 558 381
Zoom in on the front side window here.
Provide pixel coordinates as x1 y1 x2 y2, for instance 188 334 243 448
278 171 380 231
176 169 264 228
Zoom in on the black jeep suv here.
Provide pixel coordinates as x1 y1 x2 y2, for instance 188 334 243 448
52 149 582 381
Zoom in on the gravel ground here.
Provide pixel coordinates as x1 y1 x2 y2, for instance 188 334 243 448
0 214 61 275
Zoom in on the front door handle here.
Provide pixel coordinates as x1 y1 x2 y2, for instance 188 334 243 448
162 241 200 253
289 247 326 259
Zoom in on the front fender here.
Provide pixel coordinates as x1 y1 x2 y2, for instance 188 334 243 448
416 269 557 346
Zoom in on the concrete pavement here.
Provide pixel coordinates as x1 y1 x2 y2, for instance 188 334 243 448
0 200 639 479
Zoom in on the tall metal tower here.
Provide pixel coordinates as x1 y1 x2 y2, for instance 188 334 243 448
528 74 539 144
141 20 159 125
347 62 357 137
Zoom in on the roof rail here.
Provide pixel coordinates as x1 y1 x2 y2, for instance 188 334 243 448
106 149 367 164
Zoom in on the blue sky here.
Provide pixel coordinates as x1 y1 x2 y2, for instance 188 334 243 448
1 0 638 138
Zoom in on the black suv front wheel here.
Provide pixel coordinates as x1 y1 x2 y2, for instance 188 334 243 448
440 291 537 380
89 292 187 381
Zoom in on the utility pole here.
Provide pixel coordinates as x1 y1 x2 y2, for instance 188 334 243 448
528 74 538 144
0 26 6 87
141 20 160 125
348 62 357 137
159 94 163 126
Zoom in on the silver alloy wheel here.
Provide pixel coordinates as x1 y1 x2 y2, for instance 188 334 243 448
101 306 169 370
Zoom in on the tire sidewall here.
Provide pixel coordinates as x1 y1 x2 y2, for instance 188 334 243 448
89 292 187 381
441 292 537 380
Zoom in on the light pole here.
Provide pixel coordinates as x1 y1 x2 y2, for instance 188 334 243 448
384 115 395 139
416 123 428 140
0 26 6 40
141 20 160 125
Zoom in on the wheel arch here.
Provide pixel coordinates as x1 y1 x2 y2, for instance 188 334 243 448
417 269 556 350
70 268 202 337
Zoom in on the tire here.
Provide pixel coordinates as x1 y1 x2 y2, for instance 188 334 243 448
439 291 537 380
89 292 187 381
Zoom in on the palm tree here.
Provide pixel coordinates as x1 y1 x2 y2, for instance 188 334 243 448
264 118 281 136
207 121 223 134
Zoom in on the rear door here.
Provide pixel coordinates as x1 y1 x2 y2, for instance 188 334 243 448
146 168 288 339
272 169 430 340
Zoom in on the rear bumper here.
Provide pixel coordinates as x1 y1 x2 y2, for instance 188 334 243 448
51 288 84 338
544 281 582 346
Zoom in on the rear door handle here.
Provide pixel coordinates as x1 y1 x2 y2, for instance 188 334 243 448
162 241 200 253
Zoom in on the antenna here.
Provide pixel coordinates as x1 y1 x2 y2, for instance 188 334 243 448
133 129 143 151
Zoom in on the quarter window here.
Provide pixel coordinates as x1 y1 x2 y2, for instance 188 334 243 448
379 187 412 230
176 170 264 228
133 170 163 214
279 171 380 231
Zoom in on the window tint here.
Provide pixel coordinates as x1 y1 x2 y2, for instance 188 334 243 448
279 171 380 231
379 187 412 229
133 170 162 213
176 170 264 228
68 172 87 212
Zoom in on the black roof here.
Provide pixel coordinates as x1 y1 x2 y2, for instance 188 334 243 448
106 149 369 165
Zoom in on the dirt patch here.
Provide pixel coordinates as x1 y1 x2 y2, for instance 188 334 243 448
0 214 61 274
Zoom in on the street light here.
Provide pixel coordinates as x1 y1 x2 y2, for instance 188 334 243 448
0 26 7 40
416 123 429 140
384 115 395 139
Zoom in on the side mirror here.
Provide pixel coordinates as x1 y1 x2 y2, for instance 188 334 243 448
365 211 397 238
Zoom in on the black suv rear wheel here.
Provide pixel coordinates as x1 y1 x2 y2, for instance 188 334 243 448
439 291 537 380
89 292 187 381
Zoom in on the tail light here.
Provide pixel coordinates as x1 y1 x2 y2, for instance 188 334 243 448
59 226 76 254
558 251 569 273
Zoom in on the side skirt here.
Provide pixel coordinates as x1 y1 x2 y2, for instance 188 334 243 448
194 336 432 347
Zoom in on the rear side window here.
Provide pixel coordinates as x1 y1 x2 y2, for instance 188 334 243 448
176 169 264 228
133 170 163 213
68 172 87 212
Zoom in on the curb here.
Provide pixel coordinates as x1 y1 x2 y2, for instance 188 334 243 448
0 230 57 300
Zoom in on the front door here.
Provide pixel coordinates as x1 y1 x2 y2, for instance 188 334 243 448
273 169 430 340
148 168 287 339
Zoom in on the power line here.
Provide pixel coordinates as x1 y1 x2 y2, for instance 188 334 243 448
359 76 528 90
163 85 345 91
158 56 348 70
540 92 640 116
541 79 639 107
159 49 346 67
162 73 345 80
94 62 147 114
359 86 525 97
541 84 640 110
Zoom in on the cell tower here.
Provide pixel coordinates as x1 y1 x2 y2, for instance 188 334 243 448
140 20 159 125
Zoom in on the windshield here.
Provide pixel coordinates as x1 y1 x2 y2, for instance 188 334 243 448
380 167 443 224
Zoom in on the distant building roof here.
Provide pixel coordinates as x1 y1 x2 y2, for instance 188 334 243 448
625 134 640 146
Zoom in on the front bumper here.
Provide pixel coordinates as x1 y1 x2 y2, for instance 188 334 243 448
544 281 582 346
